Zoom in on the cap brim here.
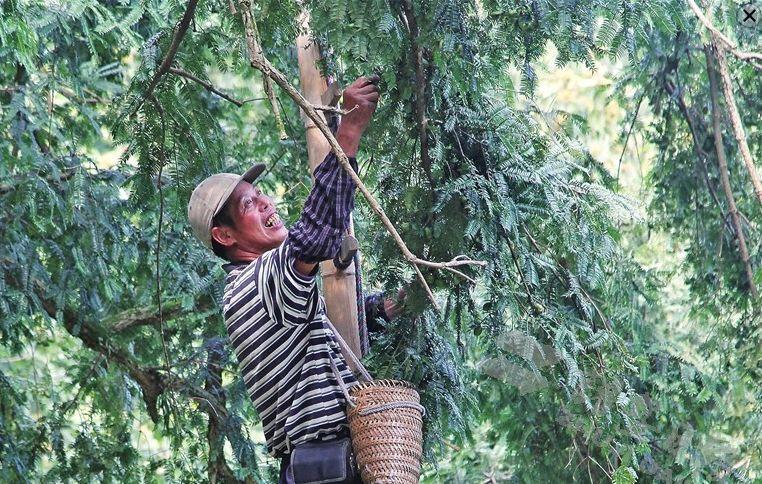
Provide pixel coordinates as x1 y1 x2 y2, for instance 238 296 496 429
241 163 266 184
209 163 267 222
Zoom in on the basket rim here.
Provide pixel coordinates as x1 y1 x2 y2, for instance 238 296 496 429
349 379 417 393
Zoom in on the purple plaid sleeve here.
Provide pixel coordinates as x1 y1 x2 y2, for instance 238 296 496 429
286 152 358 264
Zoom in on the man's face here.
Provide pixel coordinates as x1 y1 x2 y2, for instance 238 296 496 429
214 181 288 257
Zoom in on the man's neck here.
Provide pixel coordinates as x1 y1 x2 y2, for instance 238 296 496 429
225 240 285 264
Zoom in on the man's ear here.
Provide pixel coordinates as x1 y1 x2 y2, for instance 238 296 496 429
211 226 236 247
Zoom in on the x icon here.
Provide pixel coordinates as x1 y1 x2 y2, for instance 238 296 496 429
739 3 760 27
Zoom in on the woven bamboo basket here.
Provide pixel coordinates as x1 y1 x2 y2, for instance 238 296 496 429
346 379 424 483
325 319 425 483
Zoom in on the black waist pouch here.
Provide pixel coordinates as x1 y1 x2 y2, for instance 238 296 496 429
290 437 361 483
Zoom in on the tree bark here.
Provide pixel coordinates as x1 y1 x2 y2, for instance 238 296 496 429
705 45 757 298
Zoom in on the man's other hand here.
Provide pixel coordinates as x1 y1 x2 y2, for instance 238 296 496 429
336 75 380 157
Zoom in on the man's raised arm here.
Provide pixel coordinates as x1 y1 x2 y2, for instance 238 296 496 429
288 76 380 277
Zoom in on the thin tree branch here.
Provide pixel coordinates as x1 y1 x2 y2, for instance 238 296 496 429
237 0 485 311
505 238 542 314
169 67 246 106
242 9 287 140
712 43 762 206
312 104 358 116
662 79 735 237
411 255 487 270
615 88 646 188
706 45 757 297
687 0 762 70
132 0 200 116
109 300 183 332
150 96 173 374
201 339 242 483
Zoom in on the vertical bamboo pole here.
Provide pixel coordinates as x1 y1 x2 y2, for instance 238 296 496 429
296 13 363 359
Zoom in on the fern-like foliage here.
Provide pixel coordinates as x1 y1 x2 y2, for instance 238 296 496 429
2 0 760 482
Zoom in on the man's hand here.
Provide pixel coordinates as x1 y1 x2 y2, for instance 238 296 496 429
336 75 380 157
383 288 406 321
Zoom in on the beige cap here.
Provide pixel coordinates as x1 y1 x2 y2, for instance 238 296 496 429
187 163 266 248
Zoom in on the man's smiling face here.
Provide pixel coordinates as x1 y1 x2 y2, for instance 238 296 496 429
211 181 288 260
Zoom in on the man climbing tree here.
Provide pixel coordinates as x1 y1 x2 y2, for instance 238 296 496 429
188 75 379 483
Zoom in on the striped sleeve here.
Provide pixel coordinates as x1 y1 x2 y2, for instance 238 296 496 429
257 243 319 327
286 152 358 264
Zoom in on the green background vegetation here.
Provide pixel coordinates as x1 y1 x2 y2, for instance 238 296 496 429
1 0 760 482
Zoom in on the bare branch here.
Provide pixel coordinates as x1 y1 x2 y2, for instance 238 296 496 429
706 45 757 297
109 300 182 332
263 76 288 140
712 43 762 207
238 1 486 311
241 9 287 140
132 0 200 116
662 78 736 237
412 256 488 270
687 0 762 70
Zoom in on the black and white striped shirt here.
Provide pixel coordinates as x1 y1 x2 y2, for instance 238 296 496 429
223 243 357 457
222 152 360 457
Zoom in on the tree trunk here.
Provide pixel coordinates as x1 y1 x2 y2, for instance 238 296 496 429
296 12 364 360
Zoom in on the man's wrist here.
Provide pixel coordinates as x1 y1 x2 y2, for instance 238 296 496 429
336 123 362 157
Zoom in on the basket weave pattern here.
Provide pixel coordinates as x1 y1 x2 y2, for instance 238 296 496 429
347 380 424 483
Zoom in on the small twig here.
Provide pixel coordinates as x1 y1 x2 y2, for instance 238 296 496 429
58 86 104 105
505 238 540 312
587 455 612 480
312 104 358 116
189 396 220 419
615 87 646 188
443 266 476 284
263 75 287 140
412 256 487 269
149 96 174 371
169 67 246 107
238 0 485 311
